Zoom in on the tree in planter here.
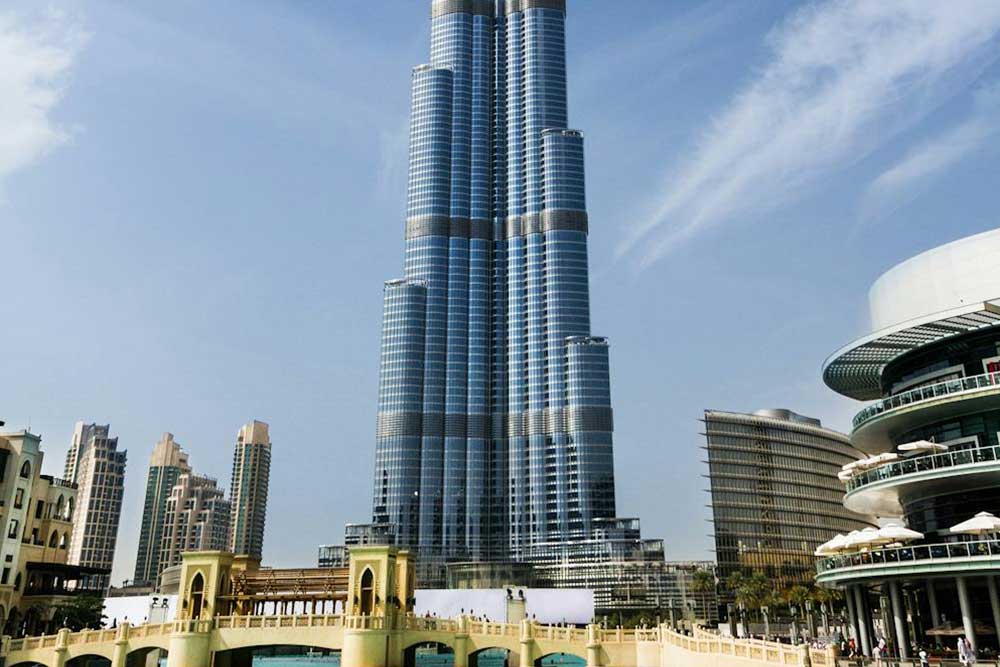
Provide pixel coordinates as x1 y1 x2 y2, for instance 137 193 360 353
52 595 106 631
811 587 836 636
784 585 811 619
691 568 717 624
760 589 784 640
726 571 773 633
783 585 811 643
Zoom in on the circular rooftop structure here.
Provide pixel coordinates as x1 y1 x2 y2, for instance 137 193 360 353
824 228 1000 401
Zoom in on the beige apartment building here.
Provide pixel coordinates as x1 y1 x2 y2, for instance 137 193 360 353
134 433 190 587
66 422 127 592
228 420 271 560
158 473 231 578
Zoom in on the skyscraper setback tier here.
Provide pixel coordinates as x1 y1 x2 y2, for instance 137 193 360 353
369 0 617 574
134 433 190 587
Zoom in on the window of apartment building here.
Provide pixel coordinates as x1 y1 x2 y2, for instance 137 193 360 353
34 500 44 519
1 568 9 585
19 461 30 479
7 520 18 539
13 488 24 509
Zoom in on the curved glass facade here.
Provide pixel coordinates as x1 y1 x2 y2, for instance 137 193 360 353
371 0 616 578
704 410 873 592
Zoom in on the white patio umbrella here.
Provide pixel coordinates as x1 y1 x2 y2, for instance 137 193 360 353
876 453 900 464
844 527 892 550
950 512 1000 536
898 440 949 455
877 524 923 542
837 470 854 482
841 461 859 473
815 534 850 556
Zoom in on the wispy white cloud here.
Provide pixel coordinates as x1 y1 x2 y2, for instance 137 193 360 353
0 9 88 191
861 82 1000 221
618 0 1000 269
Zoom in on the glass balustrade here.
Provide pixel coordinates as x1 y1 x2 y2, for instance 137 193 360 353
844 445 1000 493
816 537 1000 574
853 372 1000 430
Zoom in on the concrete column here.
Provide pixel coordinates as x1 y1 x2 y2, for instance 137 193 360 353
519 619 535 667
53 627 71 667
927 580 941 630
454 616 469 667
956 576 977 652
988 577 1000 644
166 626 212 667
853 586 872 657
110 622 131 667
342 629 391 667
586 624 603 667
845 586 860 645
888 581 909 659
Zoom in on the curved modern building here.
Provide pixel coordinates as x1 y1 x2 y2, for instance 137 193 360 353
704 409 874 593
818 228 1000 657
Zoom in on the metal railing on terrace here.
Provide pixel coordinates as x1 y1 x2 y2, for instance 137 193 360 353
817 537 1000 574
853 372 1000 430
845 445 1000 493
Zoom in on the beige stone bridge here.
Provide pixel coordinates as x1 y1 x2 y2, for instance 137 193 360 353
1 616 839 667
0 547 839 667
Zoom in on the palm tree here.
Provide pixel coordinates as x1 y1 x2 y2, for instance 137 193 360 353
811 587 833 635
784 585 811 619
692 568 716 595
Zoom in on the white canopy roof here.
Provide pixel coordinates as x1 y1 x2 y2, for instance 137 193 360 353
950 512 1000 536
877 524 923 542
899 440 949 455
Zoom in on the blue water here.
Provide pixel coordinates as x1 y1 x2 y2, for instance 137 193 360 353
247 648 517 667
253 658 340 666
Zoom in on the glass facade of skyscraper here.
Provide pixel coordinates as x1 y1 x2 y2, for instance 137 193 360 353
368 0 619 583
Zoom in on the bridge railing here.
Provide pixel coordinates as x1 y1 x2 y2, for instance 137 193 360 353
465 620 519 638
214 614 343 630
662 627 806 666
405 616 461 633
596 627 641 644
536 624 590 643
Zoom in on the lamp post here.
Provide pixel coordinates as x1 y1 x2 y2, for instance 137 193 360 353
790 605 800 644
806 599 816 639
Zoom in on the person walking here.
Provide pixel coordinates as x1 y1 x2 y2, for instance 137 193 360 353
958 637 970 667
874 638 885 667
919 646 929 667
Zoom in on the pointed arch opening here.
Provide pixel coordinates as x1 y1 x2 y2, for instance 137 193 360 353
189 572 205 620
359 568 375 616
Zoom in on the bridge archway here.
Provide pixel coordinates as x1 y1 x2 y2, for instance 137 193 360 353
10 662 48 667
404 641 455 667
470 647 513 667
213 644 340 667
125 646 167 667
65 656 111 667
534 652 586 667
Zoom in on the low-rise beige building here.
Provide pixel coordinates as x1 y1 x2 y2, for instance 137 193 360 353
0 429 104 636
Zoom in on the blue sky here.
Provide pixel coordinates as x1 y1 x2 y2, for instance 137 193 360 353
3 0 1000 586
